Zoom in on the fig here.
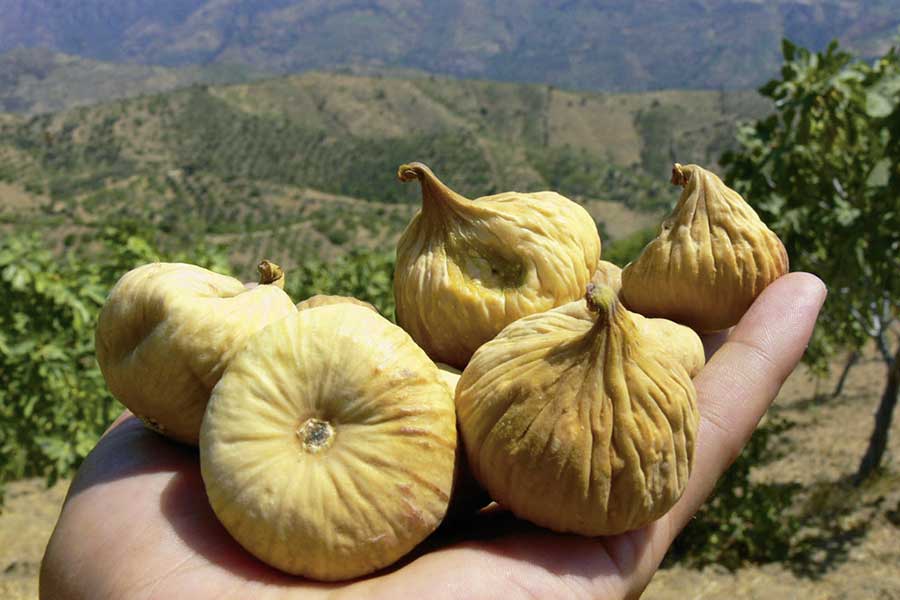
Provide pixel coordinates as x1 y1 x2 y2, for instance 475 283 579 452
621 163 789 332
394 162 601 368
456 284 698 535
95 260 296 444
200 304 457 581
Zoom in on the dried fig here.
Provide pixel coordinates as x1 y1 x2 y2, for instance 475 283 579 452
394 162 601 368
95 260 296 444
200 304 457 581
621 163 788 332
456 284 698 535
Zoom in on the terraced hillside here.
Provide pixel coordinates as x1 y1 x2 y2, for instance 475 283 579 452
0 71 771 272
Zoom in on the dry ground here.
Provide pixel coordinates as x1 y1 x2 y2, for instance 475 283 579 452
645 348 900 600
0 479 68 600
2 348 898 600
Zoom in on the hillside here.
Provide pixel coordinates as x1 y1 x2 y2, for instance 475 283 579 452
0 47 265 115
0 71 771 273
0 0 898 92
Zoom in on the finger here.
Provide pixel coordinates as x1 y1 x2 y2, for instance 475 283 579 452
666 271 826 535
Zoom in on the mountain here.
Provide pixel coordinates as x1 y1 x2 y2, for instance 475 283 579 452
0 71 770 271
1 1 897 92
0 47 266 114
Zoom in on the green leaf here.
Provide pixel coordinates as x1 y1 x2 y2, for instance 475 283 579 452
867 158 891 187
866 91 894 118
722 38 900 377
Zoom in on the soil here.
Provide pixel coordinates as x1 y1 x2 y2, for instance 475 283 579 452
645 347 900 599
0 479 69 600
2 348 898 600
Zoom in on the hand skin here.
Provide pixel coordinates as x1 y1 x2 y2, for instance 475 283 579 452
39 272 826 600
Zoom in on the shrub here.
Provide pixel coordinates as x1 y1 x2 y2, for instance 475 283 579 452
0 224 229 505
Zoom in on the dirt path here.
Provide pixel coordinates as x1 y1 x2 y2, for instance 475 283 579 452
3 349 899 599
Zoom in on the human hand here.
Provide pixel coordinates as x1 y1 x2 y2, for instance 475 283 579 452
40 272 826 600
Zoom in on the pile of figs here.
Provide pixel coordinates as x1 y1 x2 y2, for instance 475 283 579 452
94 161 787 580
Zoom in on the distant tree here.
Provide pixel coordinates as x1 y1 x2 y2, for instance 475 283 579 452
722 39 900 483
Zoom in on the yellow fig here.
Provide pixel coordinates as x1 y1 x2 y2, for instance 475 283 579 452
394 162 602 368
95 260 296 444
621 163 789 332
456 284 698 535
200 304 457 581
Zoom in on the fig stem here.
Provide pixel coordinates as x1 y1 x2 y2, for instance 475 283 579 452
397 161 469 214
671 163 691 187
583 283 620 344
585 283 618 315
257 260 286 289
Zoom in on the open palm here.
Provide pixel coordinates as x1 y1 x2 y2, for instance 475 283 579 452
40 273 825 600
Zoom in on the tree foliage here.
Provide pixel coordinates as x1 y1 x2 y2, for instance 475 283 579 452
0 224 229 503
286 249 396 320
0 220 401 506
722 39 900 480
602 226 658 267
0 234 115 494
